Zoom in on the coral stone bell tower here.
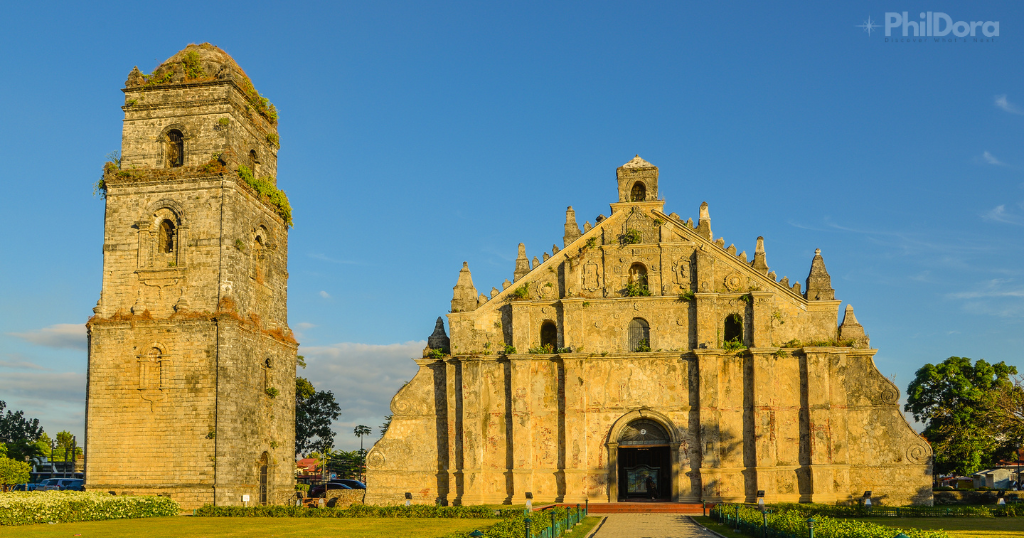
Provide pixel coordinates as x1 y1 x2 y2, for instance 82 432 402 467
86 44 297 509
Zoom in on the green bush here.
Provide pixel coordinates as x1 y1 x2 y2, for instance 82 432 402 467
295 483 310 492
237 165 293 227
0 491 179 526
712 504 952 538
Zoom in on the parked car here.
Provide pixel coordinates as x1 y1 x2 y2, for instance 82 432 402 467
307 482 352 498
11 483 46 491
332 479 366 490
37 478 84 491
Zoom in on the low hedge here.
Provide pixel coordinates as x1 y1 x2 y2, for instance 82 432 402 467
712 504 950 538
0 491 179 526
770 501 1022 518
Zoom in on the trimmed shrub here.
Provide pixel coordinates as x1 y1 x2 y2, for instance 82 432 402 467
712 504 952 538
0 491 179 526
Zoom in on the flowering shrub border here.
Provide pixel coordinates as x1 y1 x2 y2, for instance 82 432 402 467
0 491 179 526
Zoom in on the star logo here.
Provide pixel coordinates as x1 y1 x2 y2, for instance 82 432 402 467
857 15 880 36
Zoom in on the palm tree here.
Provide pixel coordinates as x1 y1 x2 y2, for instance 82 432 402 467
354 425 372 452
353 425 372 483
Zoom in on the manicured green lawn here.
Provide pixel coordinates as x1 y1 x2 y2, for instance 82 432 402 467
858 517 1024 538
0 516 501 538
691 515 1024 538
564 516 602 538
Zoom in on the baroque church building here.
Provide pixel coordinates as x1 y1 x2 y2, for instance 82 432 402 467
86 45 297 509
366 156 932 506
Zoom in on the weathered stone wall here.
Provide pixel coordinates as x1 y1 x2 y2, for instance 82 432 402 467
367 156 931 507
87 45 296 510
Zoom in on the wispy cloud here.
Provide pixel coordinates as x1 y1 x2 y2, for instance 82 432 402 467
995 94 1024 115
299 341 424 451
982 151 1006 166
319 290 331 299
8 324 86 350
295 322 317 330
0 355 48 370
947 279 1024 317
0 371 86 403
983 204 1024 225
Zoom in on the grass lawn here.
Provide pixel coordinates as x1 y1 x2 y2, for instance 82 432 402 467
691 516 1024 538
563 516 602 538
0 516 501 538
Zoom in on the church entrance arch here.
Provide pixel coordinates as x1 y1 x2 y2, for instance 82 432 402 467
607 412 678 502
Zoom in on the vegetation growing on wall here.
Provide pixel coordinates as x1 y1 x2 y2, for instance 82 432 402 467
237 165 293 227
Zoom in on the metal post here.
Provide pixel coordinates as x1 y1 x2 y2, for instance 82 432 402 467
735 504 739 528
702 501 706 517
525 517 532 538
807 517 815 538
762 510 767 538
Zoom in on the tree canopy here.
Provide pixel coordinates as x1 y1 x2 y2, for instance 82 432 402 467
295 377 341 456
905 356 1018 475
0 401 43 444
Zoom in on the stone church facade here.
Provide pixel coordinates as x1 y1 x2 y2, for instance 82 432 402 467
366 156 932 506
85 44 297 509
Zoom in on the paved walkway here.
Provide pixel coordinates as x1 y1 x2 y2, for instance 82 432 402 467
590 514 720 538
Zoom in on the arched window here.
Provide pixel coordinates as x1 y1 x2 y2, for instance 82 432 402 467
724 313 743 345
630 182 646 202
258 452 269 505
627 318 650 352
158 220 175 254
540 321 557 351
253 230 268 283
166 130 184 168
249 149 259 176
142 347 162 389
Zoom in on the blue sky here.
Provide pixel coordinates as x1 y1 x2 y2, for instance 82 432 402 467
0 1 1022 452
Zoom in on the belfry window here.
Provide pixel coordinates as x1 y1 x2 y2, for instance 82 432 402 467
158 220 175 253
166 130 184 168
724 313 743 346
249 149 259 175
540 321 557 351
627 318 650 352
630 182 646 202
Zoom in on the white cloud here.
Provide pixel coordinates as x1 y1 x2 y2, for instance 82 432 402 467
295 322 317 331
947 279 1024 317
299 341 425 451
982 151 1006 166
8 323 87 350
319 290 331 299
0 371 86 403
983 204 1024 225
995 94 1024 115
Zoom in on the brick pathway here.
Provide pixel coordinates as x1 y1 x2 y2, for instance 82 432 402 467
590 514 720 538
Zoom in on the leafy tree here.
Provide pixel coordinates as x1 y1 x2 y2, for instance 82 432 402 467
0 457 31 490
905 356 1017 475
49 431 83 462
0 442 6 459
988 376 1024 453
295 377 341 456
0 400 44 444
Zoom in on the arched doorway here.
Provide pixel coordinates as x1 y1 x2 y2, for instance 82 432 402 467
616 419 671 501
630 181 646 202
540 321 557 351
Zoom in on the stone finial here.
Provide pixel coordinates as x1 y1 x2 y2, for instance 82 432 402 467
596 214 606 223
491 287 500 298
551 244 560 254
532 256 541 269
502 279 512 290
686 217 694 228
478 294 488 306
451 262 478 312
513 244 530 282
125 66 145 87
542 252 550 262
767 271 776 281
427 317 450 353
752 236 769 274
563 206 582 247
583 221 592 232
93 297 103 315
696 201 712 240
839 304 870 348
805 248 835 301
739 251 747 263
726 244 736 255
